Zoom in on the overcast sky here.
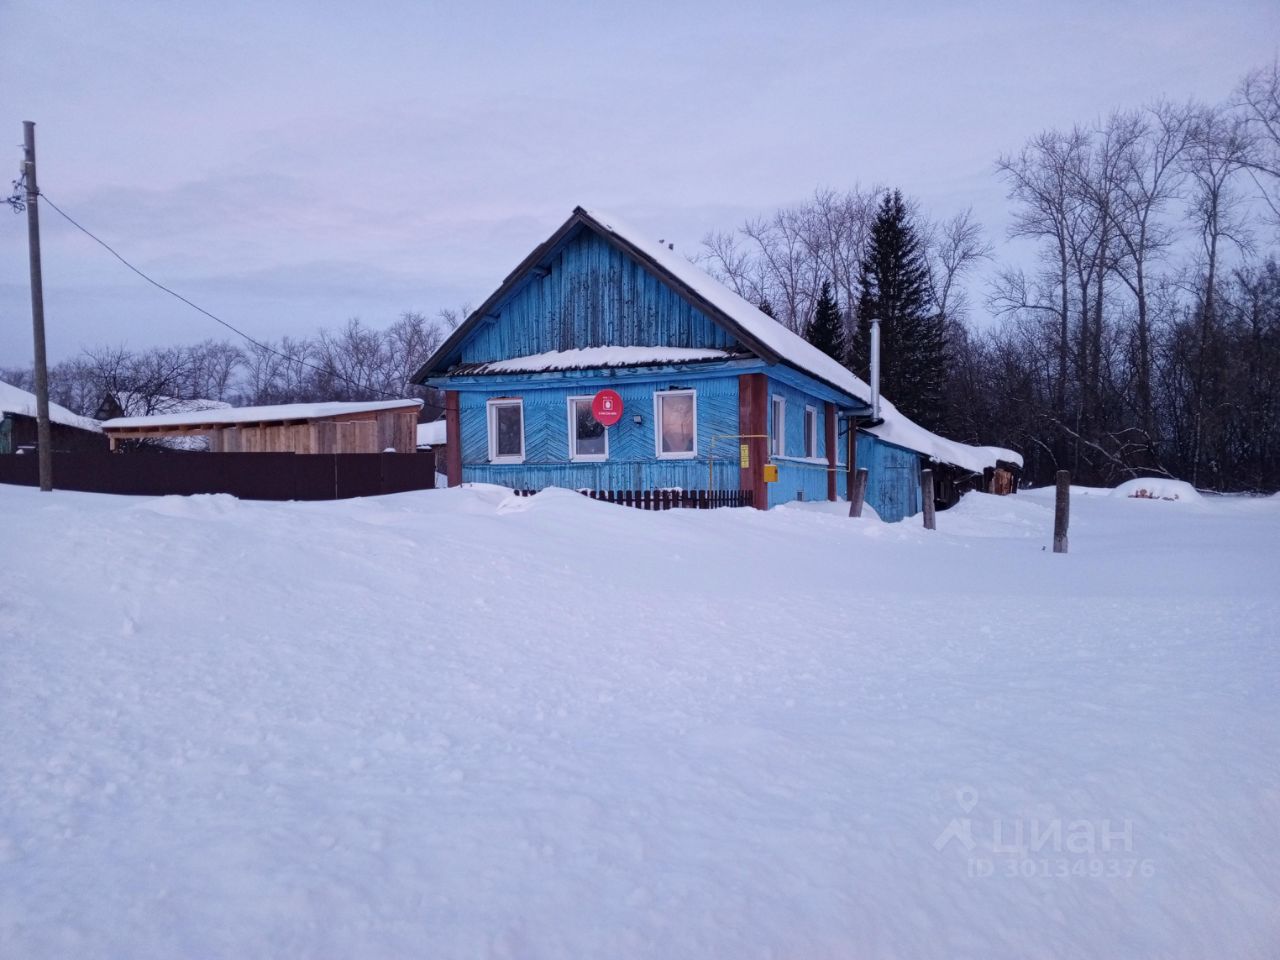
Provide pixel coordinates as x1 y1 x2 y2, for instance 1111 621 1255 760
1 0 1277 363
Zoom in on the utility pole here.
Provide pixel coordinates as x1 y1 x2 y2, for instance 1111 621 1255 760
23 121 52 491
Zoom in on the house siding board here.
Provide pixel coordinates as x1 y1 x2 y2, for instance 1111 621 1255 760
459 373 742 493
856 431 923 522
460 231 738 364
763 377 835 506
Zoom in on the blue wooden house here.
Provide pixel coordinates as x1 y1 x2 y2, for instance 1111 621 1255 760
415 208 1019 519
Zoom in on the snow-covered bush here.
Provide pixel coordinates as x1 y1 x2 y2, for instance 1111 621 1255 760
1111 478 1202 502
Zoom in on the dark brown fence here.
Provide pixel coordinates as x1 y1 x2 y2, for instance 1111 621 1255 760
512 488 754 510
0 450 436 501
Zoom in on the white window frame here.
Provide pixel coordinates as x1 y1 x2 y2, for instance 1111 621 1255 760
566 395 608 462
770 395 786 457
804 405 818 458
654 389 698 459
486 398 525 464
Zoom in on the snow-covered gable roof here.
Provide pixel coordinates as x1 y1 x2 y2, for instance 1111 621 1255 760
418 207 1021 473
585 210 876 399
0 379 102 432
103 398 422 431
583 210 1023 474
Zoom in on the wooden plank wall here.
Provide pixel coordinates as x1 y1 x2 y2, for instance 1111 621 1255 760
854 432 923 523
112 410 418 456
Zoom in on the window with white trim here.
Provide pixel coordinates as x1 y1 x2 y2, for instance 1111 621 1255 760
804 405 818 458
655 390 697 458
770 395 785 457
567 396 608 461
486 398 524 463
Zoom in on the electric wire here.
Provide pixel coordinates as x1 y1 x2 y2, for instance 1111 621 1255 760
35 190 408 402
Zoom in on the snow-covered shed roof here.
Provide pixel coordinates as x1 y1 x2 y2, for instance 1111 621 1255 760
0 379 102 432
103 398 422 431
418 207 1022 474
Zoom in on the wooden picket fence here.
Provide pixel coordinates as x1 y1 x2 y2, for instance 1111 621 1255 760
511 488 754 510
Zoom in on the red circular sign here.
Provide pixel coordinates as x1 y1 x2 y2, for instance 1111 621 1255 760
591 389 624 427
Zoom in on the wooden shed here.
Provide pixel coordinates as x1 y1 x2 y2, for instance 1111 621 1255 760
102 399 422 454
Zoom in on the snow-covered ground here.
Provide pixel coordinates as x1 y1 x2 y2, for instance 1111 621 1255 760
1 482 1277 958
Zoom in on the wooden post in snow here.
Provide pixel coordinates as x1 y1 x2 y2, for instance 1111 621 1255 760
1053 470 1070 554
921 469 936 530
846 425 857 502
848 468 868 518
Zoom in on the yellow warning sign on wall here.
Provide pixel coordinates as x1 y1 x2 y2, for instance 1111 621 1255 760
740 443 750 468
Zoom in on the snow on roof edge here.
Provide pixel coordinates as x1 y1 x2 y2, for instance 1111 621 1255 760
584 208 1023 472
464 345 733 374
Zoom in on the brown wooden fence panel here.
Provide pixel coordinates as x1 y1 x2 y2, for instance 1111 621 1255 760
334 453 382 500
0 451 436 501
380 451 437 495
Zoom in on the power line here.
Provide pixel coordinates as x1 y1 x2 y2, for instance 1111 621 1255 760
35 189 407 402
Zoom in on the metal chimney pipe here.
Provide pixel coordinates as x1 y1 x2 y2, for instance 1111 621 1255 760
869 317 881 419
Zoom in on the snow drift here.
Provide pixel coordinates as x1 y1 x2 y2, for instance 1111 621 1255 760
1 482 1277 958
1111 477 1203 502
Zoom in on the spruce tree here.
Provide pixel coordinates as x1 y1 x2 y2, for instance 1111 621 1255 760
854 189 947 430
805 280 844 361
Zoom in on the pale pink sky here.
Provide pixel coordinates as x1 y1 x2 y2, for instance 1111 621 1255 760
2 0 1277 360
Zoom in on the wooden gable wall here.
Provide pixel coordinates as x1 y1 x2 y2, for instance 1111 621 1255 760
460 229 741 364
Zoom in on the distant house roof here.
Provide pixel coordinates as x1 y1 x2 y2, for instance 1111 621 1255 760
102 391 233 420
103 398 422 432
416 419 447 448
418 206 1022 473
0 379 102 433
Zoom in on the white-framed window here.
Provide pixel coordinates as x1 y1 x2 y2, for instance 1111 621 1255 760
486 398 524 463
770 395 785 457
567 396 608 461
804 405 818 458
654 389 697 458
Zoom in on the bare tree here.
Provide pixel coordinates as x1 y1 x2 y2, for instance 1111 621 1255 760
698 187 885 336
435 304 473 331
1182 104 1255 483
925 207 993 327
1237 60 1280 227
1103 102 1193 437
997 129 1088 429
